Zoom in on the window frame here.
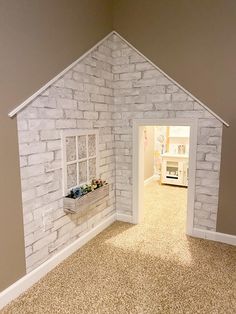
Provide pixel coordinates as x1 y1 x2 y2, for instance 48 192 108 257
62 129 99 196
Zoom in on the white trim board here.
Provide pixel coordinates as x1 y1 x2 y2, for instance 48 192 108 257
144 175 159 186
61 129 99 196
116 213 133 223
113 31 229 127
132 118 198 236
8 31 114 118
8 31 229 127
190 228 236 246
0 213 116 310
0 213 235 310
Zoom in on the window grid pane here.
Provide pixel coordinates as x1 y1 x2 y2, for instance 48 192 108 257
88 134 96 157
67 163 77 189
64 132 97 194
78 135 87 160
79 160 87 184
89 158 96 180
66 136 76 162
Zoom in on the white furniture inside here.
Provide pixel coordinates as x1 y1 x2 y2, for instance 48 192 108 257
161 153 189 186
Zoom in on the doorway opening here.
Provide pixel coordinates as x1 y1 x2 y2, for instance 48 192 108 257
132 119 198 235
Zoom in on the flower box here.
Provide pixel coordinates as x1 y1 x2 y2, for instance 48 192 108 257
63 184 109 214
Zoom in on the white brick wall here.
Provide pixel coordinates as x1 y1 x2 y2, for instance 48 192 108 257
16 33 223 273
111 34 223 232
17 37 116 272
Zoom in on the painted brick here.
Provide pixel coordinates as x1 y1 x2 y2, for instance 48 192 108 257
33 232 57 251
172 93 192 102
91 94 105 103
26 247 49 268
64 79 83 90
135 62 153 71
45 160 62 172
197 145 217 153
201 127 222 137
146 94 171 103
84 111 98 120
77 102 94 111
37 108 63 119
197 219 216 229
76 120 93 129
196 194 218 205
29 119 55 130
18 108 38 119
202 203 218 213
19 142 46 155
143 70 162 79
56 119 76 129
113 64 135 73
21 165 45 179
40 130 61 140
58 222 75 237
197 161 213 170
196 186 219 196
18 130 40 143
84 83 100 94
130 53 145 63
95 103 108 112
22 189 36 202
199 119 222 128
120 72 142 80
16 33 222 272
17 119 28 130
49 87 73 99
133 79 157 87
205 153 221 162
20 156 28 167
74 91 90 102
47 140 61 151
32 97 57 109
28 152 54 165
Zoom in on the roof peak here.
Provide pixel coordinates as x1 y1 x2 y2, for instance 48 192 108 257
8 30 229 127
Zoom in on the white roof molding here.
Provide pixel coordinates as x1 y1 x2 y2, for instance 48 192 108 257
113 31 229 127
8 30 229 127
8 31 114 118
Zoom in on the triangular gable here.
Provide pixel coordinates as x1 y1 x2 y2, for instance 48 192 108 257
8 31 229 127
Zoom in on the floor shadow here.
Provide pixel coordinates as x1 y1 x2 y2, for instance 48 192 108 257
2 230 235 314
2 181 236 313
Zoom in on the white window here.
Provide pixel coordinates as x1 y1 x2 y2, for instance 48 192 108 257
62 130 99 195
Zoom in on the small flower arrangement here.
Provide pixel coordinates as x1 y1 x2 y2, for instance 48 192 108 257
66 179 107 199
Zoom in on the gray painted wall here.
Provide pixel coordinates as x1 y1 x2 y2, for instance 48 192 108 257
0 0 113 292
113 0 236 235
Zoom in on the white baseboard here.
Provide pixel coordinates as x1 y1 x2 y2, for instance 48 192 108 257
144 174 159 186
1 214 235 310
116 213 134 223
0 213 116 310
190 228 236 246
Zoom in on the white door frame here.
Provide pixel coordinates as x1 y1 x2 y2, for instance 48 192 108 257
132 118 198 235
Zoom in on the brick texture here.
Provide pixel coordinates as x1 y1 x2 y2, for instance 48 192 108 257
16 34 223 272
111 34 222 233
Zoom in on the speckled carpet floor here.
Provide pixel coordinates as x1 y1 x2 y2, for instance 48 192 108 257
2 182 236 313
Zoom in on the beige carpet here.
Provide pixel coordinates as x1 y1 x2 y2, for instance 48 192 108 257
2 182 236 313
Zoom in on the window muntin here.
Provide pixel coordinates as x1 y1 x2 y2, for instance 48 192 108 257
62 130 98 195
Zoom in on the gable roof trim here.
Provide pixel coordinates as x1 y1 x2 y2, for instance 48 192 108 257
8 31 114 118
114 31 229 127
8 31 229 127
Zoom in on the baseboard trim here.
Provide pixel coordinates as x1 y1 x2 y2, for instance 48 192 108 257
190 228 236 246
1 215 235 309
0 213 116 310
144 175 158 186
116 213 134 223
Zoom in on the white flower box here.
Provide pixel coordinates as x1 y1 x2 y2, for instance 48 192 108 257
63 184 109 214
